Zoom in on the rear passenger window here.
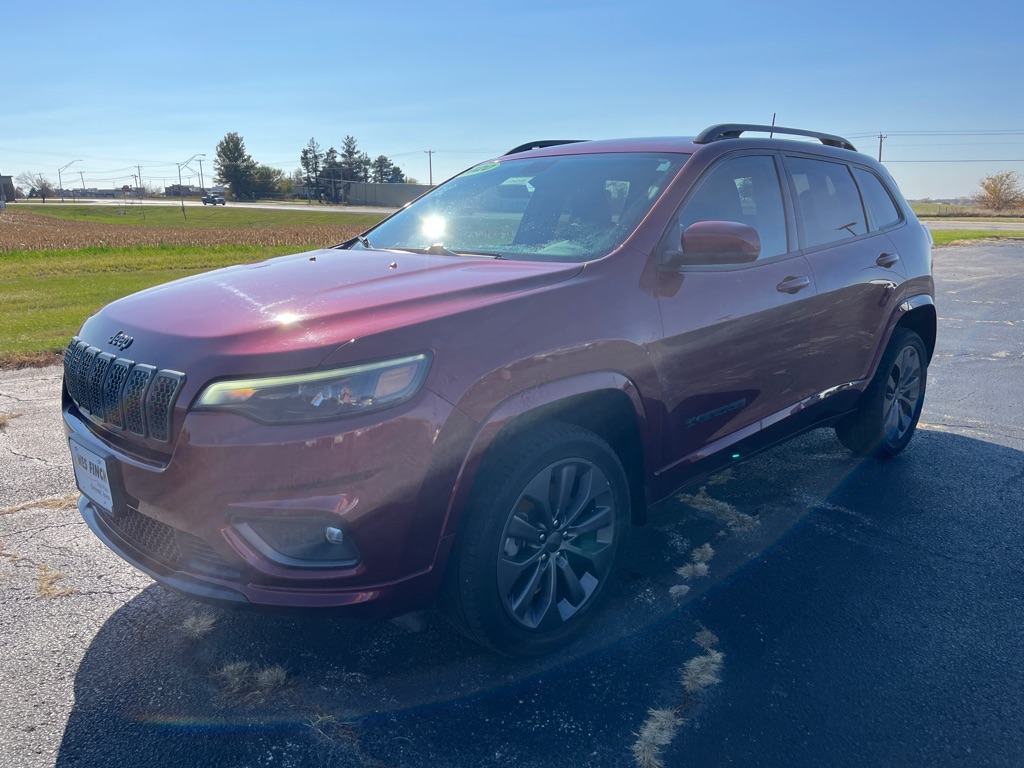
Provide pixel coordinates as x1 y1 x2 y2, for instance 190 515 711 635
787 157 867 249
677 155 788 259
853 167 902 230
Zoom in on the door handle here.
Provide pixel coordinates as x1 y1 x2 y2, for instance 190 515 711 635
776 275 811 294
876 252 900 268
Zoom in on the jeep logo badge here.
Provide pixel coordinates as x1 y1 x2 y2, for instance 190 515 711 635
108 330 134 351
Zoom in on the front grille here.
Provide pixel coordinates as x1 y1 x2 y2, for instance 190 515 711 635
64 336 184 443
99 503 240 579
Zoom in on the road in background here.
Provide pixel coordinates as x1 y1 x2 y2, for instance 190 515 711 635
0 243 1022 767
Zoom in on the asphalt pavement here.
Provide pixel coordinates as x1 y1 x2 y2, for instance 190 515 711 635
0 242 1021 767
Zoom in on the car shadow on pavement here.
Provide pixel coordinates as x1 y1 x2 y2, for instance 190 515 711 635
54 428 1024 767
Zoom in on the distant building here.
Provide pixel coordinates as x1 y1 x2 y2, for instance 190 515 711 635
0 175 15 204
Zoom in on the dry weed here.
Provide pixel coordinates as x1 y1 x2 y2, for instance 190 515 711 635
681 649 724 693
37 564 75 597
631 707 682 768
690 543 715 563
180 612 218 639
675 562 709 580
0 493 80 516
676 486 758 532
213 661 292 704
693 627 719 651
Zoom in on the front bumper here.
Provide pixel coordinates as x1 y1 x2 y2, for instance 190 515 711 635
64 389 473 616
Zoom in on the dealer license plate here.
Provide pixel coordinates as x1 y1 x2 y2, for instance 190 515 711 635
70 440 114 513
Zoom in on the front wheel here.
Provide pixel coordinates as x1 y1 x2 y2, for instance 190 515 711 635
836 327 927 458
444 422 629 655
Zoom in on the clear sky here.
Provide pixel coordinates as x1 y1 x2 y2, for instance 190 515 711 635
3 0 1022 199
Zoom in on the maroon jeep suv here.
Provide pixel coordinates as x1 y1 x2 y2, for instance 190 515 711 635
63 124 935 654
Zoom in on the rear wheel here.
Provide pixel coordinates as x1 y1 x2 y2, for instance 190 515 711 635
836 327 927 458
445 422 629 655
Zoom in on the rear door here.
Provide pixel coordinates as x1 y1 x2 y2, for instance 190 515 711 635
784 155 907 392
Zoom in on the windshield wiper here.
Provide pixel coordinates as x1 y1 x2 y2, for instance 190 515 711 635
426 243 502 259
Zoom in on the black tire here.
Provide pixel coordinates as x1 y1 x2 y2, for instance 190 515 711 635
836 327 927 458
444 422 629 655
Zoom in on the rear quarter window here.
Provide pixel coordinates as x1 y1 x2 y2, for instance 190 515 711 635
852 166 902 230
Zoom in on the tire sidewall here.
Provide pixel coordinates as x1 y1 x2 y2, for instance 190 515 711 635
452 423 630 655
868 328 928 456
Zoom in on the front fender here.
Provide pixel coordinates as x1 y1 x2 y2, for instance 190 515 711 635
438 371 649 540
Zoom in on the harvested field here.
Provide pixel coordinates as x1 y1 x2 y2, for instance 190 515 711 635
0 210 366 252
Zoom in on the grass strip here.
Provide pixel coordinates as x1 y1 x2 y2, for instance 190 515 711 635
930 229 1024 246
12 203 386 229
0 244 312 361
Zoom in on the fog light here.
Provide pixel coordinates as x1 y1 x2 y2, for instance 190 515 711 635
233 517 360 569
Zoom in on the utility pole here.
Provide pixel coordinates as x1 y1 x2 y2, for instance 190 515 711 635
877 133 886 162
177 153 205 219
137 165 143 197
58 159 82 202
198 158 205 192
424 150 434 186
79 171 86 197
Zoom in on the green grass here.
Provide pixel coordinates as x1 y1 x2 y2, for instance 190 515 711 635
0 244 308 360
14 202 385 229
930 229 1024 246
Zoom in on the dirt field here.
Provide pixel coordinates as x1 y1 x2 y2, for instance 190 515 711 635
0 210 366 252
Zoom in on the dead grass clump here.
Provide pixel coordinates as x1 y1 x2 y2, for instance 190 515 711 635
37 564 75 597
0 412 21 431
681 649 724 693
693 626 719 651
675 562 709 580
677 486 758 532
180 612 218 639
0 493 80 516
631 708 682 768
213 661 292 704
0 539 22 564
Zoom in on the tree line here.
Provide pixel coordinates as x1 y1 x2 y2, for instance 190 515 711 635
214 132 411 202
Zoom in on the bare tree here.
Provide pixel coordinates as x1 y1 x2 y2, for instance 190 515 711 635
974 171 1024 213
16 172 56 202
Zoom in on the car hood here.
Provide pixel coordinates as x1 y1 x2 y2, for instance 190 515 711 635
78 247 583 374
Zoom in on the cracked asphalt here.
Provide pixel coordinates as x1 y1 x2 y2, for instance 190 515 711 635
0 242 1022 768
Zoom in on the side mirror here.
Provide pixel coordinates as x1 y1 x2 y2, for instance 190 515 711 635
664 220 761 267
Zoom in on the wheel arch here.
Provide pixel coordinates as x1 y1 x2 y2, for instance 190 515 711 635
895 294 937 364
441 373 652 541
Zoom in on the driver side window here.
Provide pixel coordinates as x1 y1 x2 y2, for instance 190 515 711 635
679 155 789 259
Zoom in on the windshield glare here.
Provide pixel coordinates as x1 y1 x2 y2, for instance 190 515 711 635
360 152 689 262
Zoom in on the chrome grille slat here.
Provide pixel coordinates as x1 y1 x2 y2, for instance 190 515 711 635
63 337 185 443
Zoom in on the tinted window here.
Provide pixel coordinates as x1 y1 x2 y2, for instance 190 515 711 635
677 155 788 259
788 157 867 249
853 167 901 230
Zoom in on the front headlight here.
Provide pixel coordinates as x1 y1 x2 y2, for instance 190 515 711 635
194 353 431 423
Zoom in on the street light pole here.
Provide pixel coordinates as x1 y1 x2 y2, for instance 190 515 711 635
176 153 206 219
58 159 82 203
198 158 205 192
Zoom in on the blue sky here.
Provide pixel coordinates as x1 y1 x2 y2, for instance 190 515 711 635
3 0 1022 199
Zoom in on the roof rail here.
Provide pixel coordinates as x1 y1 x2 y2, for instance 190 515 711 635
694 124 857 152
504 139 587 156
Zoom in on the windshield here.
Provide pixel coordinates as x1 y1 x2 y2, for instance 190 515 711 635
356 152 689 262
